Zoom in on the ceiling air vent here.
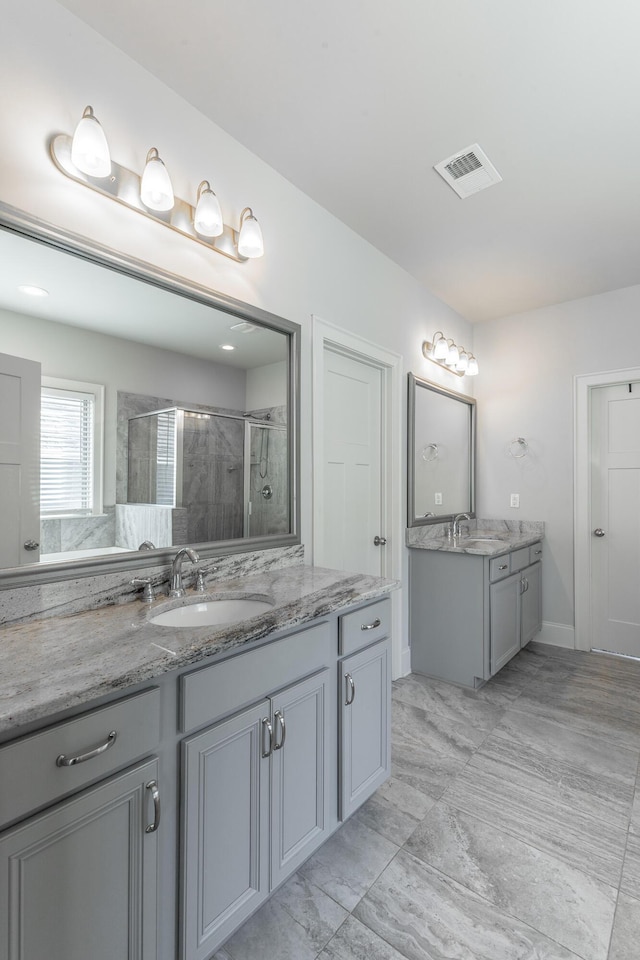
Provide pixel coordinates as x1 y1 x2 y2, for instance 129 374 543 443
434 143 502 198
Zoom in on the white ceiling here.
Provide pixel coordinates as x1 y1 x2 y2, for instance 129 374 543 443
0 229 288 368
57 0 640 323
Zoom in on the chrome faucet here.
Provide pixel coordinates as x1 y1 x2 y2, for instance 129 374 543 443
451 513 471 539
169 547 200 597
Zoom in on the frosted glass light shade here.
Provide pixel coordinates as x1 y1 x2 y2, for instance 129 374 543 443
467 356 479 376
456 350 469 372
140 148 174 211
432 332 448 360
71 106 111 178
446 342 460 365
194 181 223 237
237 208 264 258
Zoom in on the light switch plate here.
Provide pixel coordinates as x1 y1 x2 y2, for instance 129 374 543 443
510 493 520 508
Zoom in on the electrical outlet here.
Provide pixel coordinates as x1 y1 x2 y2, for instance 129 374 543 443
510 493 520 508
435 492 443 505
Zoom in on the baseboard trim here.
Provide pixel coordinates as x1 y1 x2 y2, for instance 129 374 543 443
538 621 575 649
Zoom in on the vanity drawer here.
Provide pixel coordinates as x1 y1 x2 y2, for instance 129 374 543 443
339 598 391 656
530 542 543 563
180 620 332 733
489 555 511 581
0 687 160 828
510 547 531 573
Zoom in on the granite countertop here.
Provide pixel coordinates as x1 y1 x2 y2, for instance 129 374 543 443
0 565 398 736
406 518 544 557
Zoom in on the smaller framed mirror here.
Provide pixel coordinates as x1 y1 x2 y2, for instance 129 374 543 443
407 373 475 526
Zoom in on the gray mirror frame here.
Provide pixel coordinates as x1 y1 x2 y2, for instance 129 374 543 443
407 372 476 527
0 202 300 587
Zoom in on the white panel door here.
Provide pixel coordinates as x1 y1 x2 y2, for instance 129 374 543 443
0 352 41 566
591 382 640 656
322 348 383 575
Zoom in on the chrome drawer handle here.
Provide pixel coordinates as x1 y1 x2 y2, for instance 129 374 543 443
56 730 117 767
345 673 356 706
534 548 542 555
262 717 273 758
273 710 286 751
361 618 381 631
145 780 161 833
498 563 508 571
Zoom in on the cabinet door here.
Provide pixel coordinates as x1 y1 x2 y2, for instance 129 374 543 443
181 701 269 960
270 668 331 888
521 561 542 646
0 757 158 960
490 572 522 674
340 638 391 821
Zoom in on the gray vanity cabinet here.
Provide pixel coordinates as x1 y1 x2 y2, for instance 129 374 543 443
0 757 159 960
339 639 391 820
410 543 543 687
490 546 543 673
181 700 270 960
338 598 392 820
180 624 334 960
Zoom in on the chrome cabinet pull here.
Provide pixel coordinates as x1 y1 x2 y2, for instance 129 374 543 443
593 528 606 538
145 780 161 833
262 717 273 758
345 673 356 706
534 548 542 555
56 730 117 767
23 539 40 551
273 710 286 751
373 536 387 546
361 617 381 631
498 563 508 571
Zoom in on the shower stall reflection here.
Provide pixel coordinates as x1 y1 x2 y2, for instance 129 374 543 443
123 405 288 547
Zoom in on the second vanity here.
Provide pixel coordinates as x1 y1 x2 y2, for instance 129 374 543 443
0 559 396 960
408 520 544 688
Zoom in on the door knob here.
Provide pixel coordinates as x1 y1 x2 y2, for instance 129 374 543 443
23 539 40 551
593 528 606 538
373 536 387 546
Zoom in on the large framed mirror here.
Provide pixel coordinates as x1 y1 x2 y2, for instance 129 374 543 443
407 373 475 526
0 203 300 586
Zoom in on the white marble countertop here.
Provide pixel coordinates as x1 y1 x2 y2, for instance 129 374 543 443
406 519 544 557
0 565 398 737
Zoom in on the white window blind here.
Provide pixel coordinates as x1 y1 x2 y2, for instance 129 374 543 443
40 386 95 515
155 409 176 505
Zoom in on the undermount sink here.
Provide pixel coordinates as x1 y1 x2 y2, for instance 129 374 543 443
460 537 508 545
149 595 274 628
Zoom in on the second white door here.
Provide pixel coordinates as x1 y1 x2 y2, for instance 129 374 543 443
591 381 640 656
321 348 383 576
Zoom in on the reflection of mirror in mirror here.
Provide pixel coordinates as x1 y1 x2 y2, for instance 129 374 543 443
0 219 297 574
408 374 475 526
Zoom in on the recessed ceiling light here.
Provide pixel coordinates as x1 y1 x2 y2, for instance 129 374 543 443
220 344 235 351
18 284 49 297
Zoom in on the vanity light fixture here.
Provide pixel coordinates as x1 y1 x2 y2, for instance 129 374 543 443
70 106 111 178
422 331 479 378
431 331 449 360
193 180 223 237
140 148 174 212
50 106 264 262
237 208 264 259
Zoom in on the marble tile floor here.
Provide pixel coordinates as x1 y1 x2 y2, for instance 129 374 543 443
214 642 640 960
